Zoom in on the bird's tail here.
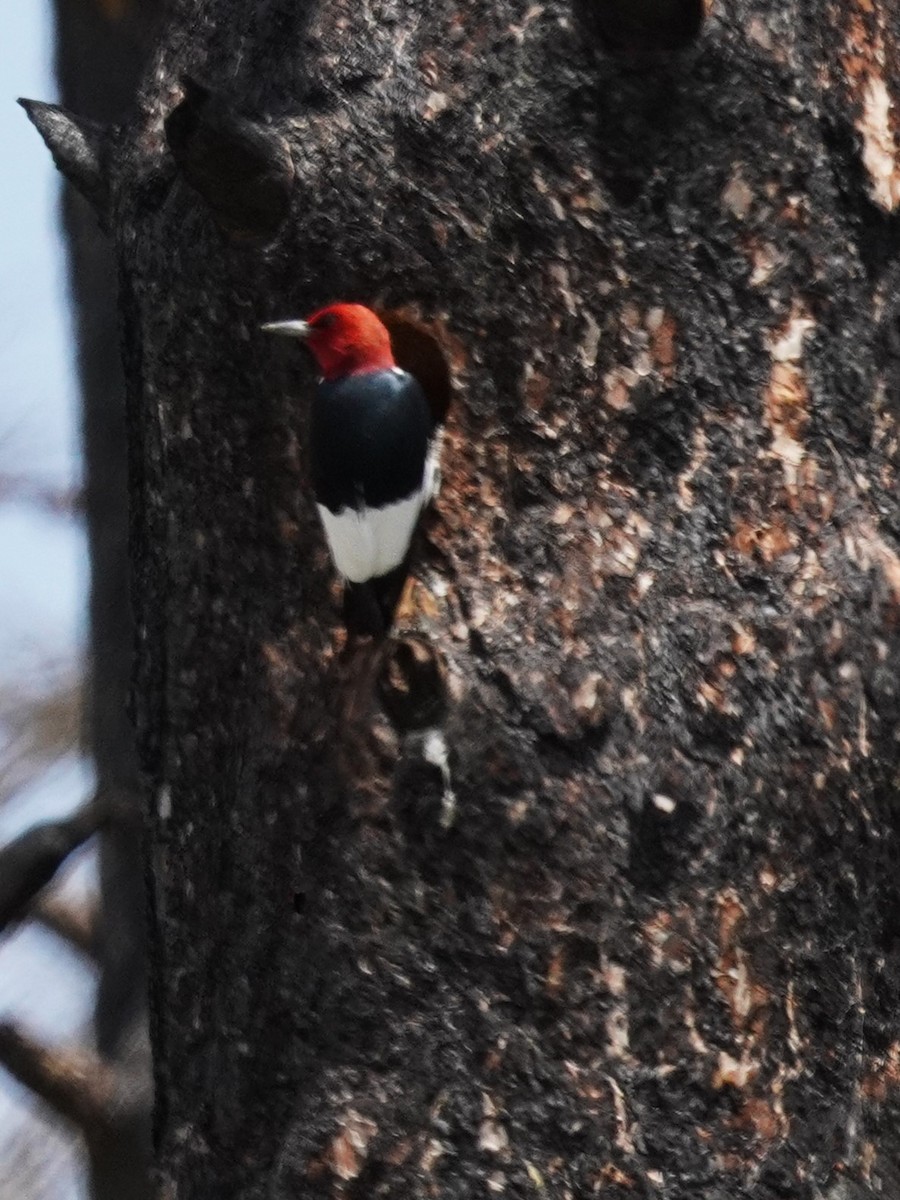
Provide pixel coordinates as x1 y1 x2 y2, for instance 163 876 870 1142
343 561 409 638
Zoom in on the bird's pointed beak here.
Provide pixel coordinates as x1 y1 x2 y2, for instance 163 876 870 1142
260 319 311 339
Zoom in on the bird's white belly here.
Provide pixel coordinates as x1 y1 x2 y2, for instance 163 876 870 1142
317 491 425 582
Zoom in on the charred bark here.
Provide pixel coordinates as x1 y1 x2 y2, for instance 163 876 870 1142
37 0 900 1195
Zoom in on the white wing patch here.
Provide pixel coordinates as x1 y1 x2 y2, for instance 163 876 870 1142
318 490 425 582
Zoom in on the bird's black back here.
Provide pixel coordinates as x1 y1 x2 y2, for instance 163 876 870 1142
311 368 432 513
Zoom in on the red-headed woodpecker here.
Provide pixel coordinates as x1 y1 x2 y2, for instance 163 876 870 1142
262 303 441 635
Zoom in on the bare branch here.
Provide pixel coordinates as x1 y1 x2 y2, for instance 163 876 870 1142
32 893 99 960
0 470 83 515
17 100 110 225
0 1023 117 1133
0 803 103 932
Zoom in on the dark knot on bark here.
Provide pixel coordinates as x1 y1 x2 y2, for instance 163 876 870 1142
378 635 448 733
574 0 707 61
164 77 295 240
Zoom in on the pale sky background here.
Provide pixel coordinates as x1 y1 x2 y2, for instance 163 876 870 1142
1 1 95 1196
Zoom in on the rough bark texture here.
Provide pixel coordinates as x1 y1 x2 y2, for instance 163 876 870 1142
116 0 900 1195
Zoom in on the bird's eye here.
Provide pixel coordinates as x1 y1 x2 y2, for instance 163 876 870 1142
313 312 337 330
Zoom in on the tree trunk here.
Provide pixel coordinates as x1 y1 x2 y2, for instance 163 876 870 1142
53 1 162 1195
118 0 900 1194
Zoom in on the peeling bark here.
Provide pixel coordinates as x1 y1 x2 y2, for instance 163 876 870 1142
43 0 900 1195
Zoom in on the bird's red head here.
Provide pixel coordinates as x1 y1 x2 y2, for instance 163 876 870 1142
304 304 396 380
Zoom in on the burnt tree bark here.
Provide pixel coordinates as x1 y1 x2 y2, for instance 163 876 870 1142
33 0 900 1195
